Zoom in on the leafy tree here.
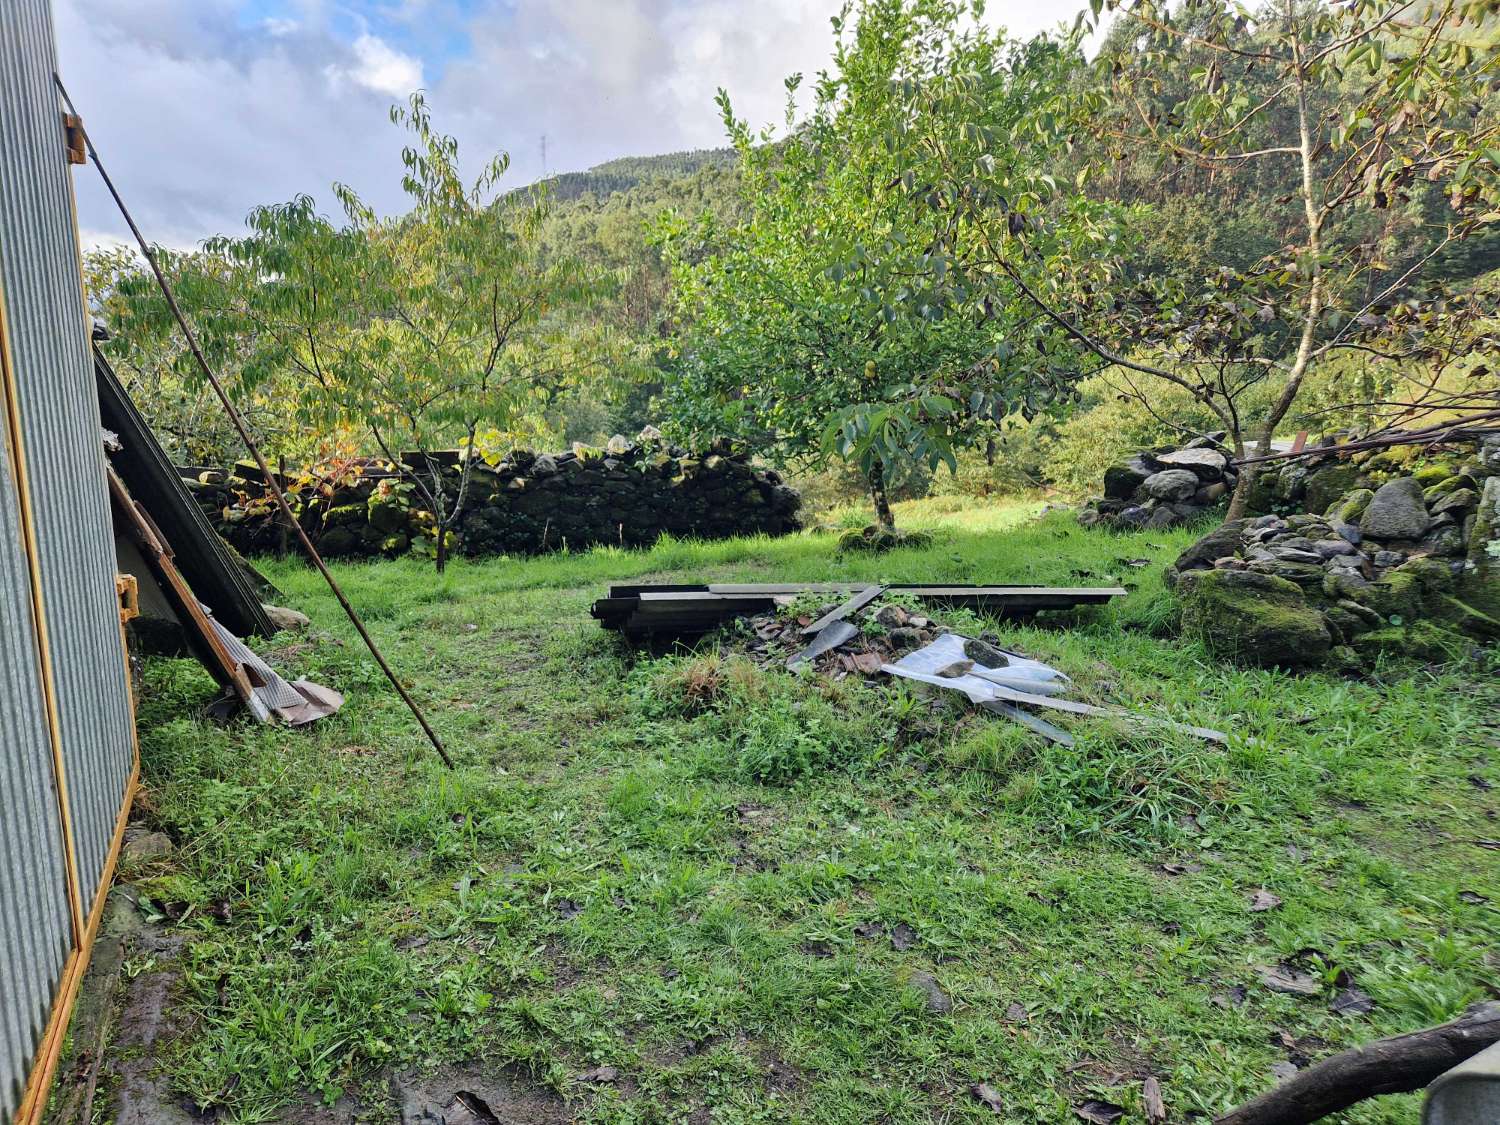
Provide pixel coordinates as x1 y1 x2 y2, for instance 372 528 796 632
887 0 1499 516
104 95 603 570
664 0 1084 530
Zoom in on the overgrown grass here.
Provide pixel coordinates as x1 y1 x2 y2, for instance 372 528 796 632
111 497 1497 1123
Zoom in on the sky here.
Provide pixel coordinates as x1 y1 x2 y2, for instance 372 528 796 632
56 0 1094 250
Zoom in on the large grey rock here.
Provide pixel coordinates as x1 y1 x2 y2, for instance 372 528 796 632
1360 477 1430 540
1142 469 1201 502
1166 519 1249 585
1155 447 1228 478
1103 456 1153 500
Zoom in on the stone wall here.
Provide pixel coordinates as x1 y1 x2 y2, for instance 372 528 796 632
1167 434 1500 668
187 433 802 560
1078 435 1236 530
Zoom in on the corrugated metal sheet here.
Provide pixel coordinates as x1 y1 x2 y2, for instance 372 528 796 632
1 2 139 1117
0 0 136 922
0 397 71 1125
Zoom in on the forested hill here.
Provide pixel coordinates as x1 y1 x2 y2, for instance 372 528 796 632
533 148 736 204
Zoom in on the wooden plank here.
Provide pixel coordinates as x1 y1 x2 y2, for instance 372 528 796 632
801 585 884 635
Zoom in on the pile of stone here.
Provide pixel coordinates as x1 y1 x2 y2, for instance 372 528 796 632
1079 436 1237 530
1167 435 1499 668
187 430 802 560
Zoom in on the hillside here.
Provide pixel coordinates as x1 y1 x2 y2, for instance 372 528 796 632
533 147 736 204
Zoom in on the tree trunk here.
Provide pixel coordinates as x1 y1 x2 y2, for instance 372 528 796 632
1215 1002 1500 1125
867 460 896 532
435 529 448 573
1226 466 1254 521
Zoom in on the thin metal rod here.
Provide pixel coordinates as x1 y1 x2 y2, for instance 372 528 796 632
1234 413 1500 467
54 74 454 769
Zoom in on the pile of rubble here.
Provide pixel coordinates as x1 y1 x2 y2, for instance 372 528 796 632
734 597 1226 746
1079 436 1237 531
1167 438 1500 668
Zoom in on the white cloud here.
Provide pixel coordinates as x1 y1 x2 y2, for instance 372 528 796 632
54 0 1100 247
331 33 424 98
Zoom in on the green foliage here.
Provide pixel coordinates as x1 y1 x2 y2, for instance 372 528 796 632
662 0 1090 528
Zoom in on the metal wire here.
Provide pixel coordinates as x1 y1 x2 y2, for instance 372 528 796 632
53 74 453 769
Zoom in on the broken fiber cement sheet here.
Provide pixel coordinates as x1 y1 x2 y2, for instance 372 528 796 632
882 633 1228 745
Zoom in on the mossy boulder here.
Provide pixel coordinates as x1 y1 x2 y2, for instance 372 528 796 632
1350 620 1466 664
323 503 368 530
1245 469 1281 514
1458 476 1500 635
1303 464 1364 516
1179 569 1331 667
1358 556 1455 623
1412 461 1458 488
367 496 408 534
1328 488 1374 524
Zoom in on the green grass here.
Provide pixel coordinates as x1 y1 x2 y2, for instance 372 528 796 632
118 497 1497 1123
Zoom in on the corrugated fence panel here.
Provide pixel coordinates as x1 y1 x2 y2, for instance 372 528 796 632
0 406 72 1125
0 0 135 921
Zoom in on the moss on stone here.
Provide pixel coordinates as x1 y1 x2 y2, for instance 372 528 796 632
1327 487 1374 523
1460 476 1500 631
1302 464 1364 515
1359 557 1455 622
1349 620 1465 664
1179 569 1331 667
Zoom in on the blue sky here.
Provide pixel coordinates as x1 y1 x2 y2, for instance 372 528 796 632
58 0 1092 248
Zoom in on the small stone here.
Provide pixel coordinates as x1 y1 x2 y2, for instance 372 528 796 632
122 829 174 861
262 604 310 632
1372 549 1406 569
874 605 909 628
909 971 952 1014
1248 889 1282 912
1267 547 1323 565
1312 539 1355 559
1257 964 1322 996
1332 521 1361 545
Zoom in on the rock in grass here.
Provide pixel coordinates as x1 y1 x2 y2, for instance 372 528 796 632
1359 477 1430 540
262 603 311 632
1178 570 1331 667
909 971 952 1014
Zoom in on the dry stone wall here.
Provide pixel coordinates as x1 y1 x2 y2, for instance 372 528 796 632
1078 435 1236 530
1166 434 1500 668
187 434 802 560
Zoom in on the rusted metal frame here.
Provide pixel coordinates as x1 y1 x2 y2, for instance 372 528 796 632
107 466 258 703
53 74 452 768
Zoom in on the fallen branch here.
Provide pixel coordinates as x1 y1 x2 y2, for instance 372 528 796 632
1215 1001 1500 1125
